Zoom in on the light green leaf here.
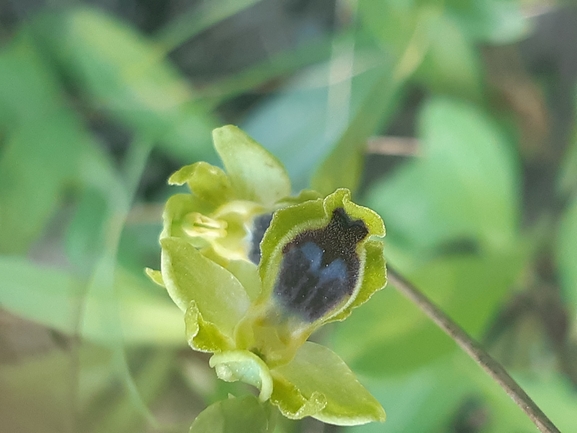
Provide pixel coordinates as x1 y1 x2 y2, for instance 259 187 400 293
30 7 218 162
447 0 529 44
160 237 250 337
212 125 291 205
203 34 333 105
271 342 385 425
0 257 79 332
515 375 577 433
366 96 519 254
344 356 473 433
0 257 184 345
311 66 400 196
414 13 482 100
357 0 419 56
333 248 525 376
155 0 264 52
65 187 108 270
0 33 93 253
240 47 387 191
189 395 275 433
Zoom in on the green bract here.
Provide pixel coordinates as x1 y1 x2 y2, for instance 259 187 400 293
149 125 387 426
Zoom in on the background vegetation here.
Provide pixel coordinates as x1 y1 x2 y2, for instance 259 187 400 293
1 0 577 432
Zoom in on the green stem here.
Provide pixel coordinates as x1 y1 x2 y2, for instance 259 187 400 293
387 267 561 433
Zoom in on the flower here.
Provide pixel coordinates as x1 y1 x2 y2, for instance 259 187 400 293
147 125 387 426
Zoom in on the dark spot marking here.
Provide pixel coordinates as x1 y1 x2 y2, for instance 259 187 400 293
274 207 368 321
249 212 273 264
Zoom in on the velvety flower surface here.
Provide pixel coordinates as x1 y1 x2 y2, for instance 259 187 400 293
148 125 387 426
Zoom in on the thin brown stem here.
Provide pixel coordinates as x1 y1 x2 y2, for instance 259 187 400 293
387 267 561 433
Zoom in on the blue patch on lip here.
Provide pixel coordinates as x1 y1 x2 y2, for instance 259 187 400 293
273 208 368 322
249 212 273 264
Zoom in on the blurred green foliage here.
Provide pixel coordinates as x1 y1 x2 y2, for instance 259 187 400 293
1 0 577 432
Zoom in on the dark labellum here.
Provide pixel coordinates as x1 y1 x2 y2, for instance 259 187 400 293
274 207 368 322
249 212 273 264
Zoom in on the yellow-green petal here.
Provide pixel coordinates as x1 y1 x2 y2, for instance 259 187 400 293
271 342 385 426
168 161 234 207
212 125 291 206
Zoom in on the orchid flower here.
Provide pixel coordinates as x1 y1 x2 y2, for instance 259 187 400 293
147 125 387 426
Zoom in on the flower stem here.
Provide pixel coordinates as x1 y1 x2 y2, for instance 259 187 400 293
387 267 561 433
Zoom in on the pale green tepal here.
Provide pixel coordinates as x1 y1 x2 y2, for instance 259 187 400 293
147 125 387 426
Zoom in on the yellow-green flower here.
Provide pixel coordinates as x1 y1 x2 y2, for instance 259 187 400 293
148 125 387 426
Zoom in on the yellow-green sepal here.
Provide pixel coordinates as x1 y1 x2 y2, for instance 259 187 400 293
185 301 235 353
160 237 250 340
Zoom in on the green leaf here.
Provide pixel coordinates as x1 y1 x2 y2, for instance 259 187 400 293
189 395 275 433
0 32 92 253
202 34 334 105
515 374 577 433
212 125 291 205
344 356 473 433
414 13 482 100
30 7 218 162
0 257 184 345
65 187 108 270
155 0 264 52
446 0 529 44
333 249 525 376
160 237 250 337
556 196 577 313
366 96 519 255
0 257 79 332
311 66 400 196
357 0 419 56
240 49 389 191
271 342 385 425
